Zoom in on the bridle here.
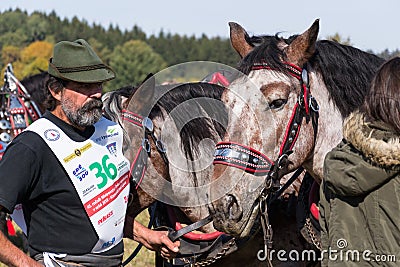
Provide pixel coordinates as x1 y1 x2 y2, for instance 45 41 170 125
214 61 319 185
213 61 320 264
121 109 168 190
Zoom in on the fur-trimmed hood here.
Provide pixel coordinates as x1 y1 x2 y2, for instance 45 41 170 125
343 111 400 167
320 112 400 261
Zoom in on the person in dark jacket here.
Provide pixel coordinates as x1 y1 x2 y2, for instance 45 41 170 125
319 57 400 266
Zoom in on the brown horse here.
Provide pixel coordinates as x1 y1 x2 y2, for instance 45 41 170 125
208 19 384 265
102 76 265 266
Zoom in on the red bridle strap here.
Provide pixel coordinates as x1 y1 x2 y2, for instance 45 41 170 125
121 109 143 127
121 109 147 188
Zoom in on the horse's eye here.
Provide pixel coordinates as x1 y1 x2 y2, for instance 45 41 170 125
269 99 287 110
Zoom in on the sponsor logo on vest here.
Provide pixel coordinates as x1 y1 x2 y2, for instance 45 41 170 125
94 128 119 143
106 142 117 157
73 164 89 181
98 210 114 225
101 237 116 249
114 215 125 227
63 143 92 163
44 129 60 141
117 161 128 172
82 184 96 197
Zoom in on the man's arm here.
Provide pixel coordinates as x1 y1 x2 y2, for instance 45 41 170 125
124 215 180 259
0 207 41 267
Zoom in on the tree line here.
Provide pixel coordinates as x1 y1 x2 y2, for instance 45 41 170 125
1 8 399 92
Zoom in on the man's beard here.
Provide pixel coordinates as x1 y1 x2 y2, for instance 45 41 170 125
61 97 103 128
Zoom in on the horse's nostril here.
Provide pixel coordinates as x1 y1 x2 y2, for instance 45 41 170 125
225 194 242 221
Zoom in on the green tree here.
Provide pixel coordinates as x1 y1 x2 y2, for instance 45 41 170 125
87 38 112 65
326 33 352 46
0 9 28 39
107 40 167 91
25 12 50 42
0 28 28 48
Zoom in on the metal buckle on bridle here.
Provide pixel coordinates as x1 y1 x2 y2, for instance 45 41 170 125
309 96 319 112
142 117 153 154
142 116 168 164
277 153 290 170
143 117 154 134
301 68 309 88
142 138 151 153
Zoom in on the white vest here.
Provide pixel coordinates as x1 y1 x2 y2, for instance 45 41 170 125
26 117 131 253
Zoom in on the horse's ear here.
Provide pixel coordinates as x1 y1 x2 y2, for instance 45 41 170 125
229 22 253 58
126 74 155 116
285 19 319 67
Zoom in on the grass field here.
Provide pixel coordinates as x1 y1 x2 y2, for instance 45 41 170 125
0 211 156 267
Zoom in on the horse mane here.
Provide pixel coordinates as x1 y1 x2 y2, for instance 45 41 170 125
104 82 227 167
21 71 49 113
155 82 227 163
102 85 136 123
238 34 385 117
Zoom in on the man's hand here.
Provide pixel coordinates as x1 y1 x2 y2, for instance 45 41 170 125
142 229 180 259
124 216 180 260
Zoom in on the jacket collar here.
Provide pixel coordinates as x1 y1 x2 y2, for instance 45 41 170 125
343 111 400 167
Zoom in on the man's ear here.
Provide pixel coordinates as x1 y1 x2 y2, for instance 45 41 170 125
49 86 62 101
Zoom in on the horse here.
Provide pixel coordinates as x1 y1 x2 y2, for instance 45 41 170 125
102 76 276 266
20 70 49 114
208 19 385 264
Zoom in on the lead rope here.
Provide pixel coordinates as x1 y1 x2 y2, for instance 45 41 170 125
257 193 273 267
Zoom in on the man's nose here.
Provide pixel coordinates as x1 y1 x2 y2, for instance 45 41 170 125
89 84 103 97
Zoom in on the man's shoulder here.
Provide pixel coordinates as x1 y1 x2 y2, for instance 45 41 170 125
8 131 48 154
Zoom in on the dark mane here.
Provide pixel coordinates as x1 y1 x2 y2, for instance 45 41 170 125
155 82 227 163
240 34 293 75
21 71 49 113
102 85 137 123
238 34 385 117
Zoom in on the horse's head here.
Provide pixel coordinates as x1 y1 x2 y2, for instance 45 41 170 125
208 19 340 239
104 79 227 229
103 76 162 217
209 19 384 237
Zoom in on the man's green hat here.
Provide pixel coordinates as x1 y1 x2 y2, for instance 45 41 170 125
48 39 115 83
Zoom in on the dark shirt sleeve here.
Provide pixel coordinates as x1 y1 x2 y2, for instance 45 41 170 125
0 133 38 213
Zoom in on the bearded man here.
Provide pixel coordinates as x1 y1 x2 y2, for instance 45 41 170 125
0 39 179 267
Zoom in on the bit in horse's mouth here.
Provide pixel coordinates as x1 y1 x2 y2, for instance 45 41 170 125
238 200 260 238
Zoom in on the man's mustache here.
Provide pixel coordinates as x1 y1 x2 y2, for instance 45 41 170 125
81 98 103 111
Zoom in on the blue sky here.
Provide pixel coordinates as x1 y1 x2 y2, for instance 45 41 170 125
1 0 399 53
